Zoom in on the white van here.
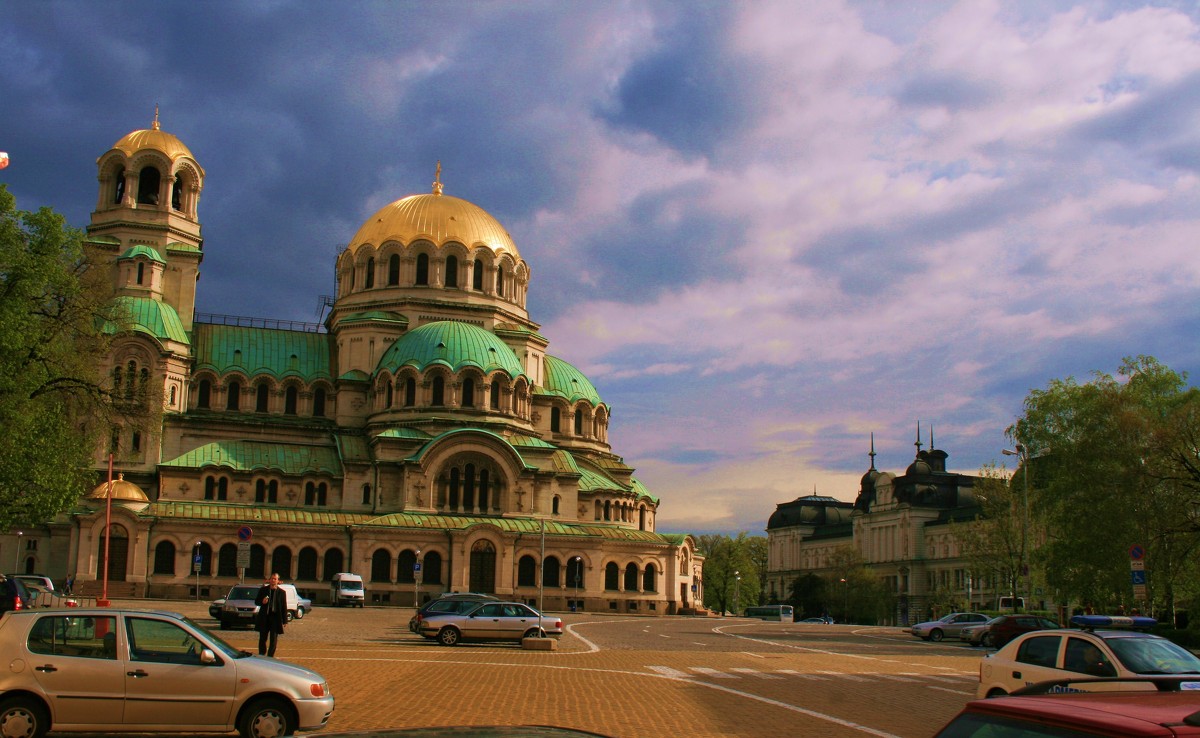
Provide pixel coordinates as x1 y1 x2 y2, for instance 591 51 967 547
330 572 365 607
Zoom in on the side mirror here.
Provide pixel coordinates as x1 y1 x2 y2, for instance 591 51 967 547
200 648 217 664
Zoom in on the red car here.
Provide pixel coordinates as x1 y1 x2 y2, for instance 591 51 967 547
962 614 1061 648
937 677 1200 737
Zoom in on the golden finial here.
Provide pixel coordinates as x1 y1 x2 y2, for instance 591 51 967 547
153 104 161 131
432 160 443 196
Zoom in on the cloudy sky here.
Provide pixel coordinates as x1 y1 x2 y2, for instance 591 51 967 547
5 1 1200 535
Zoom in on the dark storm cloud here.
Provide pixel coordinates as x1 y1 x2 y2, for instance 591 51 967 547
597 4 755 158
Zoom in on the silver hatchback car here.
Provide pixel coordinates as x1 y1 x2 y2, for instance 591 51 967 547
418 601 563 646
0 607 333 738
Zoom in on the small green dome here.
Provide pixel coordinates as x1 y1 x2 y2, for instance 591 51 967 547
102 296 189 346
542 355 603 406
117 245 166 264
377 321 525 378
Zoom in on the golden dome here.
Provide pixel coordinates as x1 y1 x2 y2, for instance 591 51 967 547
87 474 150 503
347 169 519 258
110 109 195 161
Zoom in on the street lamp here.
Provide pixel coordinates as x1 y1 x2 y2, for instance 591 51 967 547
840 577 848 623
414 548 422 607
733 570 741 617
1002 444 1031 611
194 541 202 600
14 531 22 571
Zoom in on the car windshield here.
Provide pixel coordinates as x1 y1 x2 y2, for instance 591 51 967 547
1107 636 1200 674
228 586 258 600
177 616 251 660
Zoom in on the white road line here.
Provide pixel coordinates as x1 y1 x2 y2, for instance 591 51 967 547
648 665 691 678
777 670 830 680
691 667 736 678
874 674 920 682
929 685 974 696
816 670 870 682
730 668 782 679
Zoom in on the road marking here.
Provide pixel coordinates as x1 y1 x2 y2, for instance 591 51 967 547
777 670 830 680
647 665 691 678
690 667 736 678
816 670 869 682
929 685 974 695
730 668 782 679
874 674 920 682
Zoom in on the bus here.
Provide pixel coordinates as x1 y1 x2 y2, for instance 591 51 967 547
744 605 794 622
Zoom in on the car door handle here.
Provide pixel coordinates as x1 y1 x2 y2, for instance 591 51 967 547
35 665 57 673
127 669 150 678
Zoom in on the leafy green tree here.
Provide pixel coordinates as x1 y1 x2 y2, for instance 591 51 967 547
824 545 894 624
1013 356 1200 618
788 573 827 618
699 532 762 614
951 463 1025 611
745 535 768 606
0 186 129 530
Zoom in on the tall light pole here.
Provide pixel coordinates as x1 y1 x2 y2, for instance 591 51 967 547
733 570 741 616
1002 444 1030 611
414 548 422 607
840 577 848 623
194 541 202 600
14 530 22 571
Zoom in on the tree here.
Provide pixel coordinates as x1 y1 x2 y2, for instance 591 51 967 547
951 463 1024 611
823 545 894 625
0 185 132 530
1013 356 1200 617
698 532 763 615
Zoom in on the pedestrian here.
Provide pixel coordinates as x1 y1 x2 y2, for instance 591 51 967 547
63 574 74 596
255 572 287 656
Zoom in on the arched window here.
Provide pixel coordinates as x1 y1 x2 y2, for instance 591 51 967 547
416 253 429 285
643 563 658 592
552 495 560 515
362 484 371 505
136 262 145 284
624 563 639 591
388 254 400 285
490 380 500 410
518 555 537 587
297 547 319 581
398 549 416 584
198 379 211 409
152 540 175 575
172 174 183 210
574 408 583 435
313 388 327 417
473 259 484 290
137 166 161 205
604 562 620 590
385 382 393 407
404 377 416 406
567 557 585 589
284 386 298 415
271 546 293 579
542 556 561 588
113 167 125 204
371 549 392 582
423 551 443 584
461 378 474 408
322 550 344 581
226 381 241 411
256 383 269 412
550 407 560 433
218 544 238 577
445 255 458 287
432 376 444 406
365 257 375 288
247 544 266 579
496 268 504 296
255 479 267 503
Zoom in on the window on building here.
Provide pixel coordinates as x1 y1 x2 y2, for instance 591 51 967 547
227 381 241 411
416 253 429 285
431 376 444 406
552 495 560 515
313 387 326 417
285 386 298 415
361 484 371 505
136 166 161 205
473 259 484 290
404 377 415 406
297 547 319 581
604 562 619 590
371 549 392 582
461 379 474 408
542 556 560 588
198 380 211 409
388 254 400 285
550 407 560 433
114 167 125 203
445 255 458 287
518 555 536 587
496 268 504 296
256 383 269 412
624 563 639 591
490 380 500 410
153 541 175 575
137 262 145 284
574 408 583 435
642 563 657 592
365 257 375 289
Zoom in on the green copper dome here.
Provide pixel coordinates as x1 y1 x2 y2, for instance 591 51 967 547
541 354 603 406
102 296 189 346
377 320 525 378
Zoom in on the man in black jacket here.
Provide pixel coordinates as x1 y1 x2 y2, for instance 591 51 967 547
255 572 287 656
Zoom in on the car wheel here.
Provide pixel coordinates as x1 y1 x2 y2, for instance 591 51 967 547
219 618 230 631
238 697 295 738
523 627 545 639
285 611 294 623
929 629 944 642
0 696 50 738
437 627 461 646
295 606 305 620
986 688 1008 699
981 632 995 648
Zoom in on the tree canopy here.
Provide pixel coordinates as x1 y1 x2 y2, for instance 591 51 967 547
0 185 130 530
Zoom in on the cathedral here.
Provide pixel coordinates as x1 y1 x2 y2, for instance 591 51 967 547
9 115 702 614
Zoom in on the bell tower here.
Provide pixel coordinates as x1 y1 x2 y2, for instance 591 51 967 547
86 109 205 330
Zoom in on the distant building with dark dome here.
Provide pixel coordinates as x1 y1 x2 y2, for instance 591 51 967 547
8 115 702 613
766 431 984 623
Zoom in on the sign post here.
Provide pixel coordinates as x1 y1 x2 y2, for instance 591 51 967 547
237 527 253 583
1130 545 1147 601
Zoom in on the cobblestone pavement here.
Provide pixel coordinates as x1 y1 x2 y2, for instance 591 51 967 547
118 600 981 738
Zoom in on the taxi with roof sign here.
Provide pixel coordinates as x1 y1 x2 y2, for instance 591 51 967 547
977 615 1200 699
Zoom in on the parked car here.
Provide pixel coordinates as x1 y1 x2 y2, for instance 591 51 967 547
799 616 834 624
0 607 333 738
215 585 261 630
0 575 32 616
12 574 55 592
408 592 499 634
960 614 1061 648
21 581 79 608
417 601 563 646
909 612 989 642
938 676 1200 737
977 615 1200 698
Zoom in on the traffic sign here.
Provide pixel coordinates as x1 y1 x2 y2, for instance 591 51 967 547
238 526 253 542
236 541 251 568
414 562 421 572
1131 570 1147 585
1131 560 1145 571
1129 544 1145 560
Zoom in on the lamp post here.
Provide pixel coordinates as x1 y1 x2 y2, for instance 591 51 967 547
733 570 741 617
14 531 22 571
414 548 422 607
194 541 202 600
1002 443 1031 611
840 577 848 623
